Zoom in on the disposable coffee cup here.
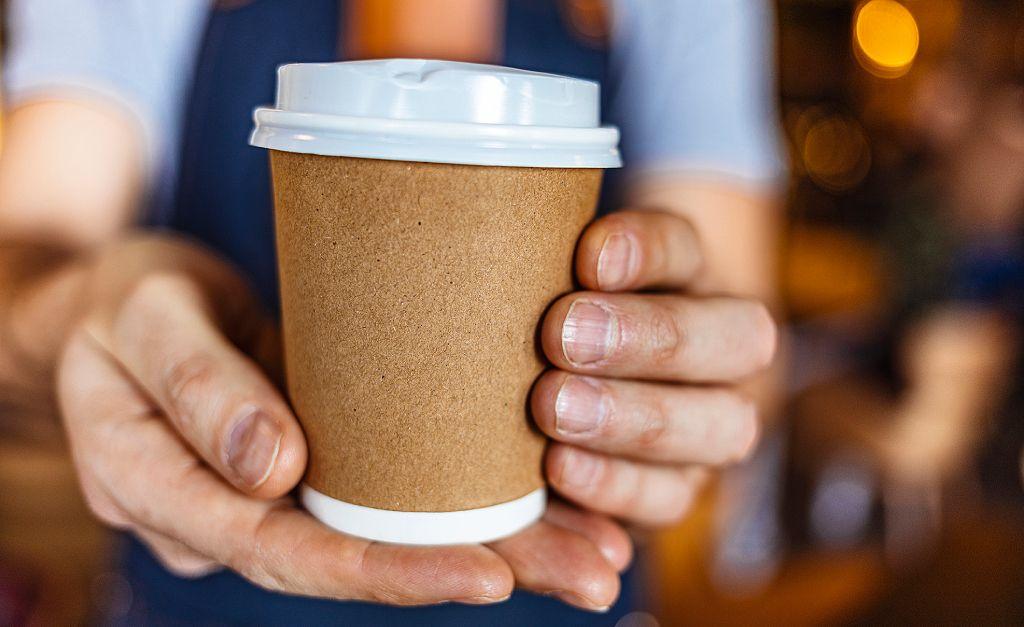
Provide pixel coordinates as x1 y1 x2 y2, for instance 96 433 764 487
250 59 621 545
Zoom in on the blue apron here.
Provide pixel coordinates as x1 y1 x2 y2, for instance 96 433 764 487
116 1 638 624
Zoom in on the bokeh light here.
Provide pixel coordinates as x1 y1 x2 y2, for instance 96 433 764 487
784 225 883 317
799 110 871 192
854 0 920 78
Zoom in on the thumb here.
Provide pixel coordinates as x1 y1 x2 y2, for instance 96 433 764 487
84 247 306 498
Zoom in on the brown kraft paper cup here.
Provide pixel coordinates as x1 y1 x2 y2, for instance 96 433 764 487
270 151 601 513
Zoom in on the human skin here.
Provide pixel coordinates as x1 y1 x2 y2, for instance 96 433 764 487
0 99 777 611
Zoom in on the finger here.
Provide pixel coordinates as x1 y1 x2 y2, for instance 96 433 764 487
542 500 633 572
541 292 776 382
59 331 150 530
488 520 621 612
87 273 306 498
576 209 702 292
135 527 221 578
59 331 514 606
532 371 759 465
546 444 709 527
62 328 218 581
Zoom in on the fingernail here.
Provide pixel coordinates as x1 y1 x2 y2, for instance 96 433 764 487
562 301 618 366
558 448 601 489
555 377 609 435
597 233 637 290
226 411 282 489
456 594 512 605
545 590 611 613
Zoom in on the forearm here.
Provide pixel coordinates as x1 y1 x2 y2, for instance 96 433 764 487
0 100 143 247
0 98 143 406
0 247 93 409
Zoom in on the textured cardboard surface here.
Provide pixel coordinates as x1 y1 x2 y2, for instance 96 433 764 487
271 151 601 512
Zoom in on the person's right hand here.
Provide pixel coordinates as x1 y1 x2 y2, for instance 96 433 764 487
57 234 631 611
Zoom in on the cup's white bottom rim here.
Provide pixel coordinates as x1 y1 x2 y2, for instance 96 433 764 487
301 485 546 545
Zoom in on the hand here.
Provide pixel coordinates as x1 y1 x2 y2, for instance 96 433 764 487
532 209 776 527
57 235 629 612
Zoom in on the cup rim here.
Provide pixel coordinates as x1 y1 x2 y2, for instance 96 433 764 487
250 108 622 168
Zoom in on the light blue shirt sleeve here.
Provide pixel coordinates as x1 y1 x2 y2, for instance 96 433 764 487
609 0 786 184
3 0 210 186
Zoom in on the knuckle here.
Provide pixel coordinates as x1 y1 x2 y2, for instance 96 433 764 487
85 495 132 529
163 353 218 428
225 543 258 584
81 484 132 529
245 564 288 594
359 544 497 606
634 400 670 453
230 510 293 594
154 550 218 579
168 560 218 579
645 304 684 369
229 541 279 592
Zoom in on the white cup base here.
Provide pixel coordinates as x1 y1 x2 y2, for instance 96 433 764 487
301 485 547 545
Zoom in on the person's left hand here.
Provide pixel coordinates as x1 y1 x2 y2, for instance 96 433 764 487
530 209 776 528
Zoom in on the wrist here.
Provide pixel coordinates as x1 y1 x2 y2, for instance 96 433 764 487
0 246 93 401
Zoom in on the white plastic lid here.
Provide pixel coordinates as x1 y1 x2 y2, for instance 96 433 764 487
250 59 621 168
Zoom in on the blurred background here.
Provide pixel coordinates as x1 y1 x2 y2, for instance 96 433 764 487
2 0 1023 625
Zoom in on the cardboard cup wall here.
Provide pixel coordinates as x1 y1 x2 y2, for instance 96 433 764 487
250 59 621 545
